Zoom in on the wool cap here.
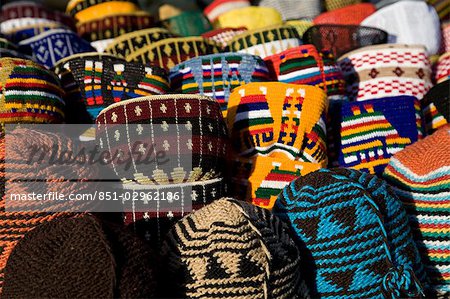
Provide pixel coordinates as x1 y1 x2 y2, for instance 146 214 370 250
0 38 34 61
66 0 141 22
215 6 283 31
313 3 376 25
169 53 271 117
361 1 441 55
3 22 68 45
264 45 346 100
274 168 426 298
201 27 247 49
18 29 95 68
2 215 158 298
421 80 449 134
161 198 309 298
384 125 450 297
0 57 65 123
436 52 450 84
337 44 433 101
302 24 388 59
330 96 423 175
204 0 250 24
161 11 212 37
256 0 322 21
227 25 302 59
226 82 328 208
125 37 220 70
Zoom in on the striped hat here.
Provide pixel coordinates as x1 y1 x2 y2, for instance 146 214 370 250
302 25 388 59
18 29 95 68
54 54 169 122
161 198 309 298
226 82 328 209
201 27 247 49
203 0 250 25
436 52 450 84
264 45 346 100
66 0 141 23
313 3 376 25
421 80 449 135
0 57 65 124
274 168 426 298
257 0 322 20
337 44 433 102
215 6 283 31
227 25 302 59
161 11 212 37
383 125 450 297
169 53 271 117
331 96 423 175
361 1 442 55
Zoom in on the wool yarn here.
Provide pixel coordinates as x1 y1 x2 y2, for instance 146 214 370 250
436 52 450 84
203 0 250 24
226 82 328 208
337 44 433 101
161 198 309 298
169 53 271 117
201 27 247 49
274 168 426 298
421 80 449 134
257 0 322 21
161 11 212 37
313 3 376 25
264 45 346 100
215 6 283 31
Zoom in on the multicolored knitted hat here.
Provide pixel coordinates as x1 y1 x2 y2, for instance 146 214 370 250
436 52 450 84
203 0 250 25
226 82 328 209
331 96 423 175
215 6 283 31
264 45 346 100
0 58 65 123
256 0 322 20
125 37 220 70
169 53 271 117
201 27 247 49
337 44 433 101
384 125 450 297
2 215 158 298
302 25 388 59
361 1 442 55
3 22 68 45
161 198 309 298
274 168 426 298
66 0 141 22
161 11 212 37
226 25 302 59
421 80 449 134
313 3 376 25
18 29 95 68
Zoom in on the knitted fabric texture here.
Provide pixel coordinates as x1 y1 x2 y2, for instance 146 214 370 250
443 22 450 53
226 82 328 209
0 58 65 123
226 25 302 59
285 20 313 37
161 198 309 298
3 22 68 44
161 11 212 37
436 52 450 84
383 125 450 297
203 0 250 24
274 168 426 298
324 0 361 11
331 96 423 175
421 80 449 135
169 53 271 117
2 215 158 298
256 0 322 21
66 0 141 22
337 44 433 101
264 45 346 100
361 1 442 55
313 3 376 25
201 27 247 49
215 6 283 31
18 29 95 68
302 25 388 60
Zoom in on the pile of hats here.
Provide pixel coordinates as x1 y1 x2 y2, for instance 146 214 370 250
0 0 448 297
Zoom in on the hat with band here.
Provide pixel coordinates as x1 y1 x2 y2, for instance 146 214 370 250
256 0 322 20
160 11 212 37
201 27 247 49
203 0 250 24
421 80 449 135
3 22 68 44
169 52 271 117
436 52 450 84
66 0 141 22
215 6 283 31
314 3 376 25
226 82 328 209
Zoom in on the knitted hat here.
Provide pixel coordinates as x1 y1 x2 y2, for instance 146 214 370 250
383 125 450 297
201 27 247 49
436 52 450 84
0 38 34 60
256 0 322 21
264 45 346 100
337 44 433 101
18 29 95 68
204 0 250 25
161 11 212 37
169 53 271 117
161 198 309 298
0 57 65 123
66 0 141 22
324 0 362 11
125 37 220 70
361 1 441 55
227 25 302 59
443 22 450 53
313 3 376 25
2 215 158 298
285 20 313 37
330 96 423 175
54 54 169 123
421 80 449 134
104 27 176 58
215 6 283 31
226 82 328 208
274 168 426 298
302 25 388 59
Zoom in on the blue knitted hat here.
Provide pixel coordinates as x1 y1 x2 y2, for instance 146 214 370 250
274 168 428 298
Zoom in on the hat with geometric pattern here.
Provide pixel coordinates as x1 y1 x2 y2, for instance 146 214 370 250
66 0 141 23
161 198 310 298
274 168 427 298
201 27 247 49
421 80 449 134
313 3 376 25
436 52 450 84
215 6 283 31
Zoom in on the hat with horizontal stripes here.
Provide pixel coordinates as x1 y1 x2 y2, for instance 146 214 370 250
421 80 449 135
